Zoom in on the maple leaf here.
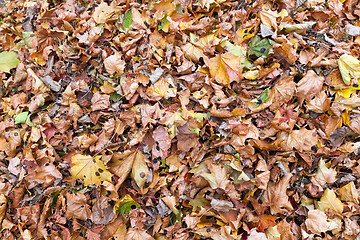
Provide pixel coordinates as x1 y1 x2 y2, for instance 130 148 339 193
257 215 278 232
70 154 112 186
313 159 337 186
125 229 154 240
296 70 324 104
206 52 243 87
317 188 343 214
104 52 125 75
262 174 293 215
200 163 230 190
101 216 127 240
338 181 359 204
189 196 210 211
305 209 329 235
65 192 91 221
91 92 110 111
92 1 121 24
270 76 296 111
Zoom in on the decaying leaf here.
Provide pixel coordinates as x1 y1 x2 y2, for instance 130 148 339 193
313 159 337 186
71 154 112 186
262 174 293 215
305 209 329 235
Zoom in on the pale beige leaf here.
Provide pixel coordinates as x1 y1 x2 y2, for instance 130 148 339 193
305 209 329 235
296 70 324 104
104 52 125 75
313 159 337 186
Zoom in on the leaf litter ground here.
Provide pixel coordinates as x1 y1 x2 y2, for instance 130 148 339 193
1 0 360 239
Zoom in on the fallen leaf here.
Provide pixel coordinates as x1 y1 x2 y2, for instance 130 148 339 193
305 209 329 235
317 188 343 214
71 154 112 186
338 54 360 85
296 70 324 104
206 52 243 87
92 1 121 24
313 159 337 186
91 91 110 111
65 192 91 221
262 174 293 215
0 51 20 73
131 151 150 190
338 181 359 204
200 162 230 190
104 52 126 75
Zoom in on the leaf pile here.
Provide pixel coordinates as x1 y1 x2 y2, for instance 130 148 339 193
1 0 360 239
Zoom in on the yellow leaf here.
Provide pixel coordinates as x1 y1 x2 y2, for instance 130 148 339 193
145 76 177 100
341 109 351 125
206 52 242 87
338 54 360 85
235 27 256 44
317 188 343 214
131 151 150 190
338 181 359 204
71 154 112 186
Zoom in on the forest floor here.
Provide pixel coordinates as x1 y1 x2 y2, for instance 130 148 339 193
1 0 360 239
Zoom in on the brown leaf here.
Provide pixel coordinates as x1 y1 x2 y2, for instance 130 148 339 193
65 192 91 221
262 174 293 215
270 76 296 111
296 70 324 104
104 52 125 75
152 126 171 159
91 91 110 111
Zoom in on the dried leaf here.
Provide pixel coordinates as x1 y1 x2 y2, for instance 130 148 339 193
317 188 343 214
71 154 112 186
